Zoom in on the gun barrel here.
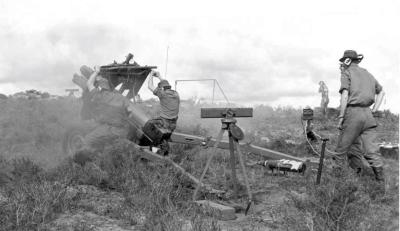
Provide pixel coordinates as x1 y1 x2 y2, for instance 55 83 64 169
123 53 134 64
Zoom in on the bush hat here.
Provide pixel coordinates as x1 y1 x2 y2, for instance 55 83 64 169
339 50 363 63
158 80 171 88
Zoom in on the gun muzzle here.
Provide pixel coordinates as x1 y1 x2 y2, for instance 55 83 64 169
123 53 134 64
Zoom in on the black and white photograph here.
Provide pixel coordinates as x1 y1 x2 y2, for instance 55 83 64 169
0 0 399 230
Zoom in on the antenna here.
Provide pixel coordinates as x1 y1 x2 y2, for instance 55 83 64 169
165 45 169 79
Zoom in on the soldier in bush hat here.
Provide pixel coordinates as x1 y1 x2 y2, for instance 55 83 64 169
335 50 386 181
339 50 364 64
148 70 180 155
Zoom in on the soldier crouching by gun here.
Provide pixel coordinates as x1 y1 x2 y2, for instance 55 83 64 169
73 66 141 186
147 70 180 156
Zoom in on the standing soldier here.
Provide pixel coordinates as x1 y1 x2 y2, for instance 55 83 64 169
318 81 329 116
148 70 180 155
336 50 385 181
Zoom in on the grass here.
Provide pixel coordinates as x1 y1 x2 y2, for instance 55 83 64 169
0 98 398 230
278 162 399 231
0 157 72 230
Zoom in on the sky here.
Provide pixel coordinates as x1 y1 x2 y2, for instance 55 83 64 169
0 0 399 112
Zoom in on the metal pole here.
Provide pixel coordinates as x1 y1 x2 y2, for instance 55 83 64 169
165 45 169 78
192 128 225 201
228 130 239 200
215 80 230 105
316 138 329 185
212 80 215 104
235 141 253 215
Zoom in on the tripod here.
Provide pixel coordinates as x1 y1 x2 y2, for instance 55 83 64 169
192 115 253 214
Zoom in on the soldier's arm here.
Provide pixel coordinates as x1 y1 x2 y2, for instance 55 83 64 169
337 70 350 129
372 90 385 112
87 66 100 92
338 70 350 117
148 71 164 96
371 78 384 113
338 90 349 118
336 89 348 129
147 70 158 92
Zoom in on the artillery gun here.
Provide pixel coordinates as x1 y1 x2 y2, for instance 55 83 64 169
64 53 318 216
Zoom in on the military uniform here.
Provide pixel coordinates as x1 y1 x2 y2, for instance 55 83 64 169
153 87 180 132
336 62 384 174
151 86 180 155
83 88 133 151
73 88 134 186
73 65 143 186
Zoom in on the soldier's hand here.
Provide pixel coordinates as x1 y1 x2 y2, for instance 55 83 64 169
371 110 380 118
337 117 344 130
93 65 101 73
152 71 161 78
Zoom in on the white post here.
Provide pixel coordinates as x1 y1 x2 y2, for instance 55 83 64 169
165 45 169 79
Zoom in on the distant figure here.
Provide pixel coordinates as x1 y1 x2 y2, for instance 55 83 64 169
318 81 329 116
335 50 385 182
148 70 180 155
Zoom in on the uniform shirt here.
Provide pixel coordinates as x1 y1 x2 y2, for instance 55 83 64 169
89 88 132 127
339 63 382 107
153 88 180 119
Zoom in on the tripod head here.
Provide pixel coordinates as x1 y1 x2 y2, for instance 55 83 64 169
201 108 253 141
200 107 253 119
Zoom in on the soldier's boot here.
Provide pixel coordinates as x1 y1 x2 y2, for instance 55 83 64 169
348 162 363 177
372 166 385 182
348 154 368 177
159 139 170 156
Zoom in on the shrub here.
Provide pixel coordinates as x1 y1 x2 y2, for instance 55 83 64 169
0 158 71 230
287 166 372 231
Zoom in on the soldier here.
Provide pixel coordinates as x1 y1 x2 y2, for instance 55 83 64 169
147 70 180 155
335 50 385 181
73 66 138 185
318 81 329 116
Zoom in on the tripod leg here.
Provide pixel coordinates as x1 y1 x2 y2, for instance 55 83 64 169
192 128 225 201
228 133 239 200
235 141 253 215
